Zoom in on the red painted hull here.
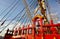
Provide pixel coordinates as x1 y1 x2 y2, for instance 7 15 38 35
4 34 60 39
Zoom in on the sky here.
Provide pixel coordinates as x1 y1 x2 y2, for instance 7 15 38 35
0 0 60 36
47 0 60 22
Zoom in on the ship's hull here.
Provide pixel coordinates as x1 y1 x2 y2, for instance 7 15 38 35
4 34 60 39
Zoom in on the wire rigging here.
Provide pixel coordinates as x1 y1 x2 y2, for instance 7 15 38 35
0 0 20 22
19 14 27 26
0 9 3 13
29 0 38 16
28 0 36 16
0 0 34 26
30 0 38 9
0 8 25 33
0 1 20 26
23 15 28 26
12 13 26 30
0 0 35 32
22 0 32 23
0 0 16 16
12 0 35 30
13 1 36 29
0 0 20 26
21 14 27 25
45 0 52 20
0 8 24 29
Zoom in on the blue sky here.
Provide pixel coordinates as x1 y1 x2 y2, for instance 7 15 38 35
47 0 60 22
0 0 38 36
0 0 60 36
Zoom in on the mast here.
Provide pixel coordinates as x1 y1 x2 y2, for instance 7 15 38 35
37 0 49 24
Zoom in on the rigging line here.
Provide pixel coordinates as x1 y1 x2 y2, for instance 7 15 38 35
22 0 34 23
45 0 52 20
26 0 34 7
29 0 38 15
23 16 28 26
0 13 25 29
0 1 20 26
5 1 19 20
22 0 32 23
0 8 25 31
0 4 19 26
17 13 27 27
29 0 37 8
30 0 38 11
28 0 38 16
28 0 36 9
0 7 22 28
2 8 25 28
22 15 27 25
12 0 36 29
28 0 35 15
24 17 30 27
1 2 31 21
28 19 31 24
0 9 3 13
28 16 31 24
12 13 26 30
28 0 34 6
30 0 37 8
19 14 27 26
2 0 34 27
23 14 28 24
0 2 19 26
0 0 33 22
1 13 25 30
26 16 30 24
0 0 33 30
0 0 16 16
2 12 26 30
0 0 20 22
26 20 30 26
26 17 31 25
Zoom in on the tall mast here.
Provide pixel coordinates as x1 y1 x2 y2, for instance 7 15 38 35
38 0 49 24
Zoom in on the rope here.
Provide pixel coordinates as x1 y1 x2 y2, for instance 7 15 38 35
0 0 20 26
0 0 16 16
12 12 26 30
0 0 36 33
0 0 20 22
12 0 35 29
0 8 25 33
